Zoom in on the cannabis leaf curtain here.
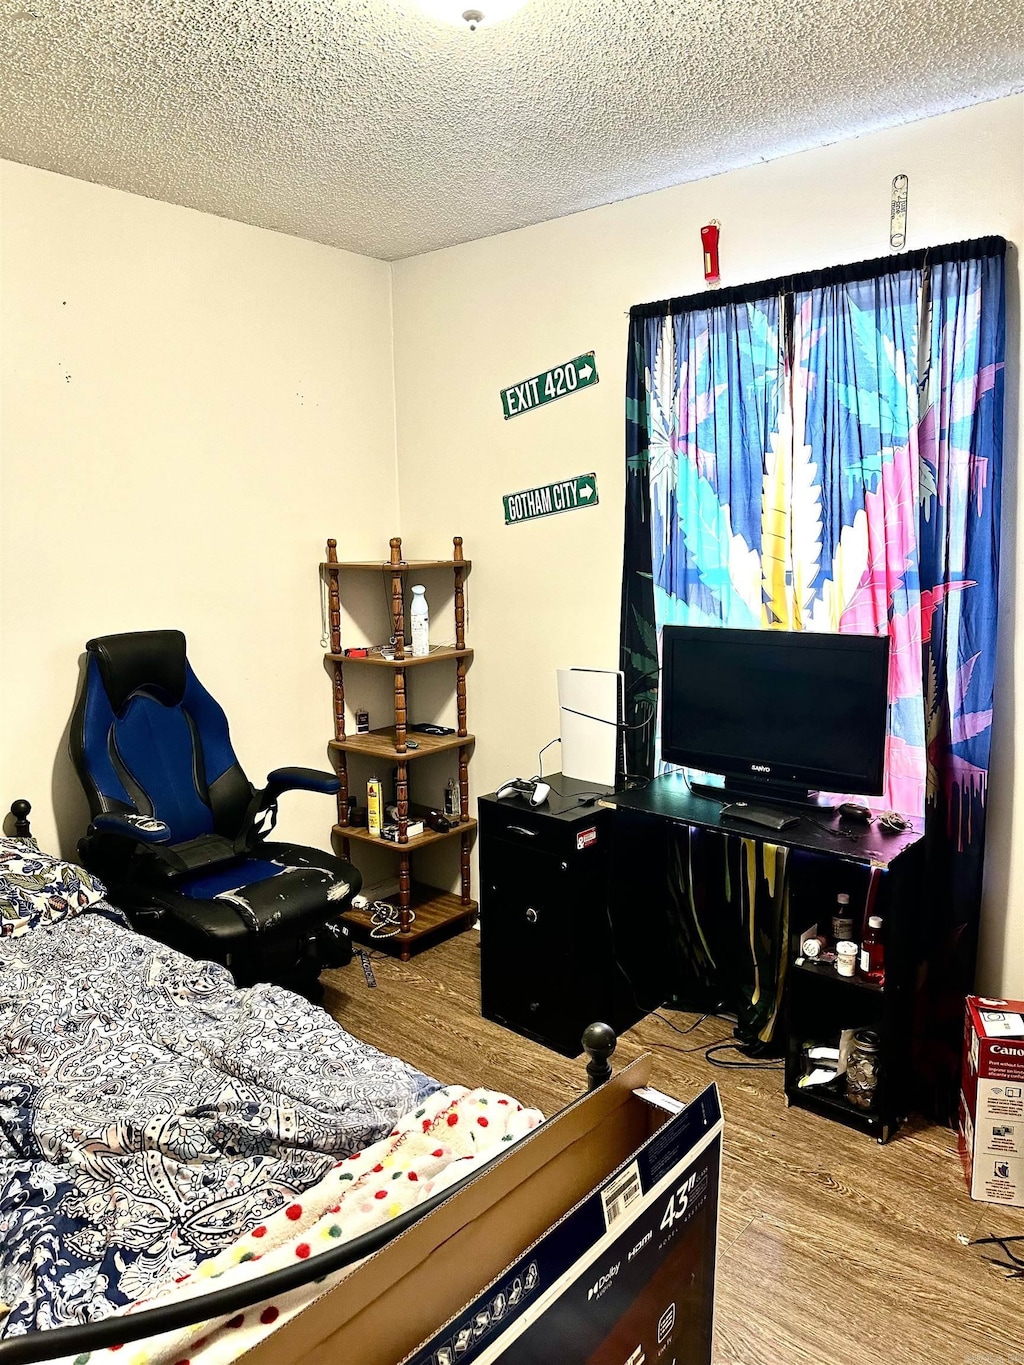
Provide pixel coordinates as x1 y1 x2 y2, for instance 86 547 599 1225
621 238 1006 1110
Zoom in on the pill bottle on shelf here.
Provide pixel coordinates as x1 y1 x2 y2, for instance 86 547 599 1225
835 940 858 977
832 893 854 944
859 915 885 983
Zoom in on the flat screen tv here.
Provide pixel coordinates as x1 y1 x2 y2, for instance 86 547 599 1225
660 625 890 805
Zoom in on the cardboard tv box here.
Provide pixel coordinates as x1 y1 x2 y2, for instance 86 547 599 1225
243 1055 722 1365
959 994 1024 1207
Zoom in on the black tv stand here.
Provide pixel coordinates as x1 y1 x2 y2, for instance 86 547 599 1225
686 777 835 812
606 771 924 1142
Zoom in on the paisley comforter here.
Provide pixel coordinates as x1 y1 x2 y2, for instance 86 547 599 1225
0 902 441 1339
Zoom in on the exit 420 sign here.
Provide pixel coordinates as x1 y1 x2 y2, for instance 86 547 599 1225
501 353 599 419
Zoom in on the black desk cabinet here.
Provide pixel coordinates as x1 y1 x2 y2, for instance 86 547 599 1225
609 773 925 1142
478 778 644 1056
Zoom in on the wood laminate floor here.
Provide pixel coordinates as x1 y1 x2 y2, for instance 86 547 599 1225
322 934 1024 1365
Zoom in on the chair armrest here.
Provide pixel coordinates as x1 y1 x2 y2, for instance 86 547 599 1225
90 812 172 844
264 767 340 797
236 770 341 854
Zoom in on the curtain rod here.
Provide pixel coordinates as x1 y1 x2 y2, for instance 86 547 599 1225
628 235 1008 320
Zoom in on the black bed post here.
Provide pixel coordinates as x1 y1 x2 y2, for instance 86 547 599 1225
582 1022 617 1090
10 800 31 838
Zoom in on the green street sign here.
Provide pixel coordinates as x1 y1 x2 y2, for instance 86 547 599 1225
501 352 599 419
503 473 599 526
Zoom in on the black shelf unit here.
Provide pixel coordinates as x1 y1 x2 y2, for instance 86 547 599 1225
608 772 925 1142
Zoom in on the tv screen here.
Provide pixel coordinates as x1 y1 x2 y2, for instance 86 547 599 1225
660 625 890 798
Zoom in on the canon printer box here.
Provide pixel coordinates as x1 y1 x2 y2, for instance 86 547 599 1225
401 1082 723 1365
959 994 1024 1207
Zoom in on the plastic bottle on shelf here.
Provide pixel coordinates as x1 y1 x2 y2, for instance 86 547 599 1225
859 915 885 983
410 585 430 657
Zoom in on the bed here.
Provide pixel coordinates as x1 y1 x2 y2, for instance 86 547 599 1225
0 803 614 1365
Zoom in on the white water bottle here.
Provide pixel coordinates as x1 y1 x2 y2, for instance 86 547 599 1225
410 584 430 657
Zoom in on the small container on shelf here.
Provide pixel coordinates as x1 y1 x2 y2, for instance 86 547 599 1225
846 1029 881 1109
444 778 460 819
835 940 858 977
832 892 854 944
800 933 828 959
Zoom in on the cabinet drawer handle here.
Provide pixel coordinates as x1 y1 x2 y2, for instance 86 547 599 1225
506 825 538 837
525 907 538 923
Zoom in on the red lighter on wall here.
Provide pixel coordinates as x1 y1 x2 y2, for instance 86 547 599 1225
701 221 721 286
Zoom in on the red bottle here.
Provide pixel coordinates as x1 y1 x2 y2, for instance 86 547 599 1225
859 915 885 983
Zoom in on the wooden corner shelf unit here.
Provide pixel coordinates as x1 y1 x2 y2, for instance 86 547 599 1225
322 535 477 960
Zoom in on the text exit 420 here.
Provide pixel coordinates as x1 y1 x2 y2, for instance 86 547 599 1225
501 353 599 419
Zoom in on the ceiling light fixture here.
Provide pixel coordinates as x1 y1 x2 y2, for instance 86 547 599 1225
417 0 527 30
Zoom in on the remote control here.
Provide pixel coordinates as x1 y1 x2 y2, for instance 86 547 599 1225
720 803 798 832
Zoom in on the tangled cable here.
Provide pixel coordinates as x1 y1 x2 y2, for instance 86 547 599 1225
368 901 416 938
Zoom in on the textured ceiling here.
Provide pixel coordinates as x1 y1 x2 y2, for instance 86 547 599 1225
1 0 1022 261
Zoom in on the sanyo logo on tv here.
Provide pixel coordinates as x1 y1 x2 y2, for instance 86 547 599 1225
587 1261 621 1300
750 763 772 774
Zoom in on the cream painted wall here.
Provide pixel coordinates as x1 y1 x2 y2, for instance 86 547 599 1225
1 100 1021 994
391 96 1024 998
0 161 399 856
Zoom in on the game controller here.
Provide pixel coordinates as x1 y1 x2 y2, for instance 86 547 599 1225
495 778 551 807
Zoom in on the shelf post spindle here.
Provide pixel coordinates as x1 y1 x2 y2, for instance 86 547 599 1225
325 538 349 852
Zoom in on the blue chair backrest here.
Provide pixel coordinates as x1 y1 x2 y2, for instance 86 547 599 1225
71 631 254 841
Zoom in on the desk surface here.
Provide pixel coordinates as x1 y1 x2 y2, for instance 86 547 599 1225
605 772 923 868
479 773 615 824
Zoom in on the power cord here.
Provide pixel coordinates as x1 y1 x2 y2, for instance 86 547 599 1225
633 1012 738 1058
703 1043 784 1070
366 901 417 939
603 903 784 1069
533 739 609 808
808 817 863 842
559 701 656 733
676 766 719 803
643 1008 720 1038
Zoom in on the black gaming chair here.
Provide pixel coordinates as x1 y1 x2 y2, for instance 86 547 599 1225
69 630 360 1000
